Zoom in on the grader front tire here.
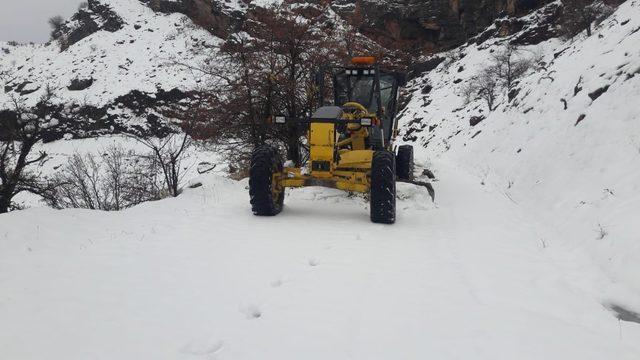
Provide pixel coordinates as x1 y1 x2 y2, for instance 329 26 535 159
249 145 284 216
370 151 396 224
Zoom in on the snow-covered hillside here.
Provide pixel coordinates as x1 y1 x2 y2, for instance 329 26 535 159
399 0 640 305
0 0 218 108
0 0 229 140
0 0 361 140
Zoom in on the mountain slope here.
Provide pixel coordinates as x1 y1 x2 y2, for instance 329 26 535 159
0 0 552 111
0 0 217 108
0 0 368 140
399 0 640 302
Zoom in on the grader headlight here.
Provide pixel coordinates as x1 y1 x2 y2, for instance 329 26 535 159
351 56 376 65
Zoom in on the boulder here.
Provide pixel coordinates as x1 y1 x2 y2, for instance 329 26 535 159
68 78 94 91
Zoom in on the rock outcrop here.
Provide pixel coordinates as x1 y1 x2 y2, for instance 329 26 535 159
52 0 124 51
142 0 550 52
332 0 551 51
141 0 246 38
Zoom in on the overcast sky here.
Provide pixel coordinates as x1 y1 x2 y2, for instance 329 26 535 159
0 0 82 43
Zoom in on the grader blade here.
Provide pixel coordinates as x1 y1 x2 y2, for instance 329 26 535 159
397 179 436 202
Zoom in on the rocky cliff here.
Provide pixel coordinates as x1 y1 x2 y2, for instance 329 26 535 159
333 0 549 51
142 0 550 52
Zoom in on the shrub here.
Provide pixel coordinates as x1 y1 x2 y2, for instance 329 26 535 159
48 15 65 40
43 145 165 211
462 44 534 111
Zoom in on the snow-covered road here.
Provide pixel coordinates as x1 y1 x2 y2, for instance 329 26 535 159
1 161 639 359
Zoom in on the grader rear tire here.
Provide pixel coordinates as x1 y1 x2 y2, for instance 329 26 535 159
396 145 415 181
370 151 396 224
249 145 284 216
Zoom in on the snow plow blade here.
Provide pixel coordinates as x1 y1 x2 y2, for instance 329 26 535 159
397 179 435 202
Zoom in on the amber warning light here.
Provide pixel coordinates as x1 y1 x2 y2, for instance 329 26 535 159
351 56 376 65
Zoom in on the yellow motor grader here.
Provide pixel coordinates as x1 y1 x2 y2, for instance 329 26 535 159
249 57 431 224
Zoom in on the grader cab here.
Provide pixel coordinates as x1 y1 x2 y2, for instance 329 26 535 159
249 57 421 224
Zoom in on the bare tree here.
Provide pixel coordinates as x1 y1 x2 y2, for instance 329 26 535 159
561 0 615 37
489 44 533 90
166 3 350 169
166 34 275 169
462 69 500 111
462 44 533 111
44 145 164 211
133 133 192 197
0 88 60 213
260 9 320 165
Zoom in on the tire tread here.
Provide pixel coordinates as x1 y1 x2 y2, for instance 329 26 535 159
249 145 284 216
370 150 396 224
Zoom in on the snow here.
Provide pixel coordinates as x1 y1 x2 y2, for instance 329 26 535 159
248 0 284 8
399 0 640 310
0 0 221 108
2 161 639 360
1 0 640 358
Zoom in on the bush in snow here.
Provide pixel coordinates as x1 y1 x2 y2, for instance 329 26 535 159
132 133 193 198
48 15 65 40
462 44 534 111
490 44 534 90
43 145 165 211
462 69 501 111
